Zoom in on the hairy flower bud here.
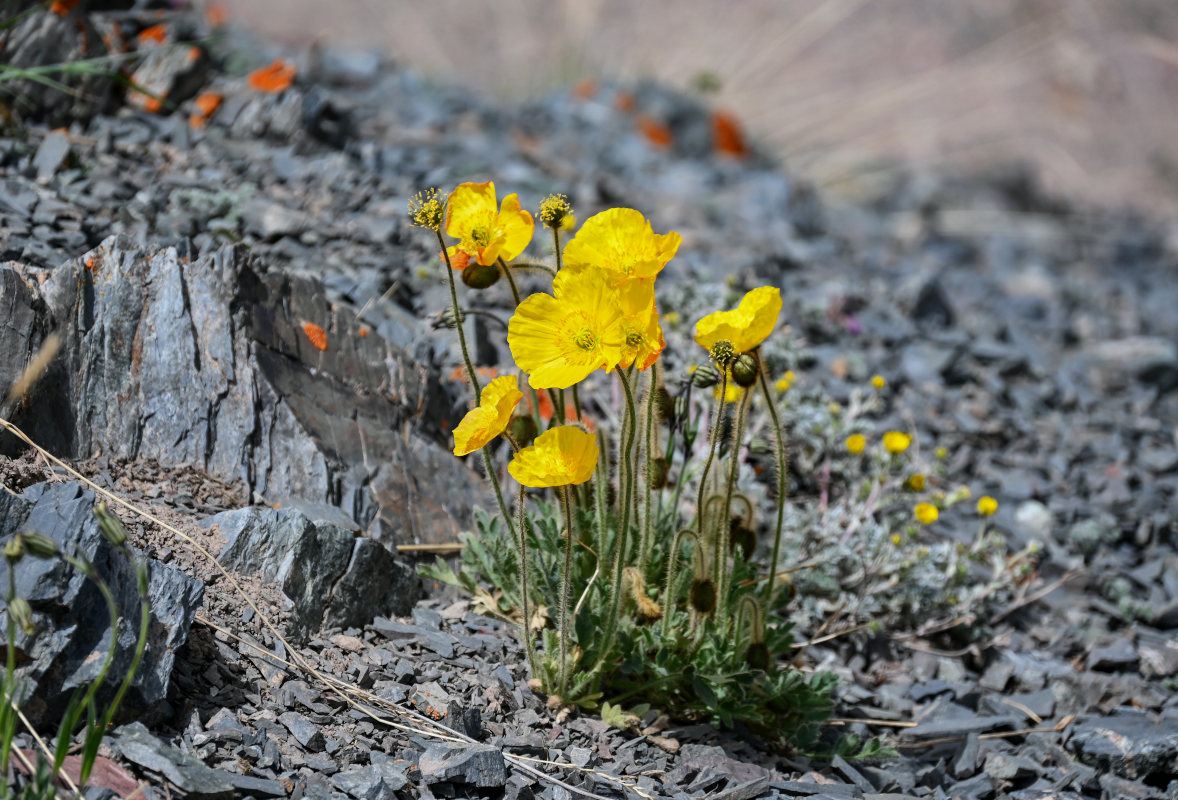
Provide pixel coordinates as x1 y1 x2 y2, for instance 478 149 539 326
690 364 721 388
744 641 771 671
647 457 669 490
689 578 717 615
8 597 35 636
729 521 756 560
21 532 57 559
436 308 466 329
460 262 501 290
4 535 25 564
731 353 758 387
653 386 674 424
95 503 127 547
508 415 538 448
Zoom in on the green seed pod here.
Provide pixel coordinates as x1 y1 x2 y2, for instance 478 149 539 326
21 532 57 559
689 578 717 615
647 457 669 490
95 504 127 547
731 353 758 387
4 534 25 564
438 307 465 329
690 364 721 388
460 262 501 290
508 414 538 448
729 523 756 560
8 597 35 636
745 641 771 672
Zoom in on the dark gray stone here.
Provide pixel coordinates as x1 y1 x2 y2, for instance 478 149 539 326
219 772 288 798
952 733 980 779
32 130 71 183
418 742 507 788
115 722 233 800
1086 637 1138 672
902 714 1021 741
330 764 384 800
18 237 488 546
983 750 1040 782
1068 710 1178 780
0 481 203 727
325 537 420 629
279 711 327 751
369 751 410 792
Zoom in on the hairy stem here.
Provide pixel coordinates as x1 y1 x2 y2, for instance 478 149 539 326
754 349 789 605
557 484 576 698
436 230 481 402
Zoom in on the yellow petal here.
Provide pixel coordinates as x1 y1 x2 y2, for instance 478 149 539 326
508 426 599 487
445 181 497 240
495 193 535 262
694 286 782 353
562 208 679 281
452 375 523 456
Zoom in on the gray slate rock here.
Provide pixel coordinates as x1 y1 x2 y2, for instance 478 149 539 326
0 481 203 727
115 721 233 800
1068 710 1178 780
207 505 418 638
418 742 508 788
14 236 489 546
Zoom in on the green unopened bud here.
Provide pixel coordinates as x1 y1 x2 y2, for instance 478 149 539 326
95 504 127 547
709 340 736 368
647 457 669 490
689 578 716 615
508 415 538 448
436 308 466 329
731 353 758 387
653 386 674 424
4 535 25 564
8 597 35 636
538 194 573 230
460 262 501 290
21 533 57 559
690 364 721 388
745 641 771 672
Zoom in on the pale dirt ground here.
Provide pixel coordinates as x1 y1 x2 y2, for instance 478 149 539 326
214 0 1178 216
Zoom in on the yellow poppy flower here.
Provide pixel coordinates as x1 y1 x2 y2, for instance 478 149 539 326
693 286 782 354
508 426 599 487
845 434 866 454
445 181 534 267
883 431 911 454
562 208 681 282
508 267 627 389
617 277 665 370
452 375 523 456
977 496 999 516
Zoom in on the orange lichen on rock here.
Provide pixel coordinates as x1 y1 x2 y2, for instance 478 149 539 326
614 90 635 113
249 60 296 93
142 95 165 114
206 2 228 26
50 0 80 16
711 109 748 157
572 78 598 100
137 24 168 46
302 322 328 351
637 115 673 148
188 91 222 128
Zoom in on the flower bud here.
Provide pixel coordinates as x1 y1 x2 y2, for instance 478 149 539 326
689 578 716 615
653 386 674 424
21 533 57 559
460 262 501 290
729 522 756 560
508 415 538 448
744 641 771 671
4 535 25 564
731 353 758 387
690 364 720 388
647 457 669 490
8 597 35 636
95 504 127 547
436 308 465 329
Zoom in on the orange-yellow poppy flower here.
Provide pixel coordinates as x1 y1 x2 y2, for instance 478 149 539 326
694 286 781 354
508 426 598 487
508 267 627 389
452 376 523 456
618 277 664 370
561 208 681 282
445 181 534 267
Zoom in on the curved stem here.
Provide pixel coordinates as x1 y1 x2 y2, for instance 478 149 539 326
436 230 481 403
696 372 729 581
754 349 788 605
509 261 557 276
497 257 522 307
660 527 702 638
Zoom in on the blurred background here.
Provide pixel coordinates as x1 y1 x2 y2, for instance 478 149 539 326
216 0 1178 215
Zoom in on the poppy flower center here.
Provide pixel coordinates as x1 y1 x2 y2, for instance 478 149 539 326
572 327 598 351
471 226 492 246
625 330 644 347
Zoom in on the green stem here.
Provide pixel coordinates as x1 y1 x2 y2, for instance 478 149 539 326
638 363 659 577
557 484 576 698
660 528 702 638
497 257 522 306
436 230 481 403
754 349 788 605
2 562 16 777
516 485 538 677
697 372 729 582
552 227 564 273
717 386 751 624
571 382 583 423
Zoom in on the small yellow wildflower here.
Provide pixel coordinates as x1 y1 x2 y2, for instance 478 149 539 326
883 431 911 454
828 401 841 417
662 310 681 328
977 496 998 516
452 376 523 456
845 434 866 454
694 287 782 355
508 426 599 487
907 473 926 491
914 503 939 524
871 374 886 389
774 370 796 394
935 446 948 460
891 533 902 545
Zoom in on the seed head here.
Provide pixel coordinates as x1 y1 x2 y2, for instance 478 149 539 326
408 188 445 231
538 194 573 230
709 340 736 368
